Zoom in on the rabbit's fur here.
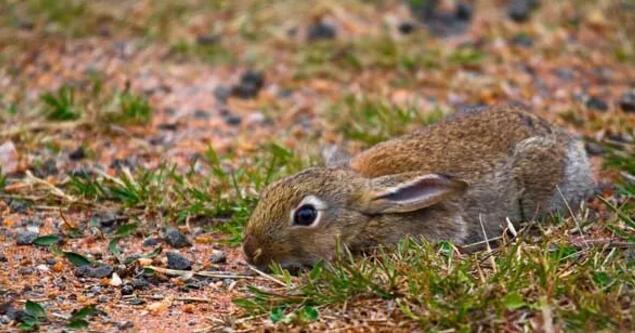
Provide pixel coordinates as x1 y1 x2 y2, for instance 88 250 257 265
243 106 595 269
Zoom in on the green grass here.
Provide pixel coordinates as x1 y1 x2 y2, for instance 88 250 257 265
40 86 81 121
106 90 153 125
66 143 306 245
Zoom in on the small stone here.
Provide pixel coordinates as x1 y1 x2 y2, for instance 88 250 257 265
16 230 38 245
193 109 210 119
36 264 49 272
131 277 151 289
618 90 635 112
307 21 336 41
397 22 415 34
46 258 56 265
166 251 192 270
9 199 28 213
586 96 608 111
158 123 178 131
164 228 192 248
121 284 134 295
585 142 605 156
117 321 134 330
68 147 86 160
511 33 533 47
19 267 34 275
210 250 226 264
213 86 231 103
0 254 7 262
75 264 114 279
143 237 159 247
110 272 123 286
196 34 219 46
508 0 537 22
455 2 472 21
0 141 19 174
224 114 242 126
89 285 102 294
92 212 126 230
230 70 265 99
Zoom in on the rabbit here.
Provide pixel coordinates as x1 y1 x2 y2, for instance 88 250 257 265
242 105 595 270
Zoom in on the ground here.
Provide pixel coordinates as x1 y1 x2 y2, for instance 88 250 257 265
0 0 634 332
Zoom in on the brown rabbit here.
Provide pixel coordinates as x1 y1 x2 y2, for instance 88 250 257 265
242 106 595 270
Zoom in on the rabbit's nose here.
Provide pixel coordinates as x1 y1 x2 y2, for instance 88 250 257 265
242 234 262 265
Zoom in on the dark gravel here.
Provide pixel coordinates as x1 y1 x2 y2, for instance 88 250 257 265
164 228 192 248
9 200 29 213
210 250 227 264
508 0 539 22
619 90 635 112
68 146 86 160
15 230 39 245
586 96 608 111
307 20 336 41
121 284 134 295
397 22 415 34
230 70 265 99
143 237 160 247
75 264 114 279
166 251 192 270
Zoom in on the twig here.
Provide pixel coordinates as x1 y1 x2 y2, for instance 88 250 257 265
25 170 76 202
556 185 584 237
247 265 289 287
0 120 88 138
479 214 497 273
144 265 271 282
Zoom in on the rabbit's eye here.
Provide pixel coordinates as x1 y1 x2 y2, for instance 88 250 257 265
293 204 318 226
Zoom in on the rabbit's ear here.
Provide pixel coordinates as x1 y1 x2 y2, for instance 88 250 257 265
357 173 467 214
321 144 351 168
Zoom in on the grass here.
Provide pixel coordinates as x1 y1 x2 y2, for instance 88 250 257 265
40 86 81 121
66 143 306 245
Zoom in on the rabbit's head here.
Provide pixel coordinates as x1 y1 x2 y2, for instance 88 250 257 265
242 165 468 270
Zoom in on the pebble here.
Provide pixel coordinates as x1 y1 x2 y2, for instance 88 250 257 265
213 86 231 103
36 264 49 272
511 33 533 47
9 199 29 213
193 109 211 119
131 277 151 289
75 264 114 279
164 228 192 248
117 321 135 330
508 0 538 22
92 212 126 230
619 90 635 112
307 21 336 41
586 96 608 111
210 250 227 264
397 22 415 34
19 267 34 275
121 284 134 295
585 142 605 156
224 114 242 126
46 258 57 265
143 237 160 247
196 34 219 46
166 251 192 270
0 141 19 174
68 146 86 160
230 70 265 99
455 2 473 21
16 230 38 245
